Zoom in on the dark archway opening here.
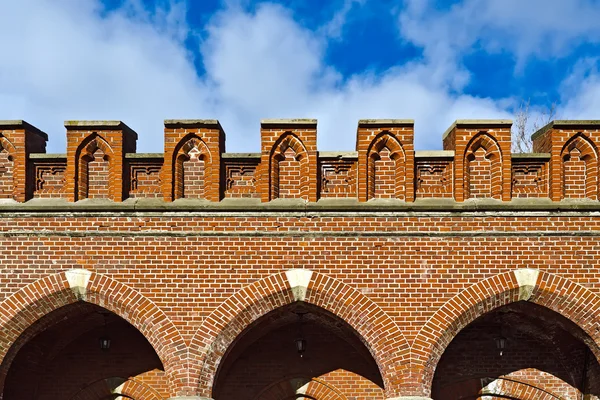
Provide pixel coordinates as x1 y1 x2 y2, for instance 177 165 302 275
2 302 163 400
212 302 385 400
432 301 600 400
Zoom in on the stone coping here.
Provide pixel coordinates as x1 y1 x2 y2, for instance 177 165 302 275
3 197 600 213
260 119 317 128
0 120 49 139
64 120 138 138
531 120 600 141
221 153 261 159
358 119 414 127
164 119 222 129
442 119 513 141
511 152 551 159
318 151 358 158
29 153 67 159
415 150 454 158
125 153 164 159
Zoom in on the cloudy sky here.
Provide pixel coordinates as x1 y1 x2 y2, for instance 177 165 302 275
1 0 600 153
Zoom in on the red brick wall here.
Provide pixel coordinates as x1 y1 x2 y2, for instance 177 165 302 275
1 119 600 399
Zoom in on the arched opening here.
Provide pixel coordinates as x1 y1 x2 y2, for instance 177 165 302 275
432 301 600 400
211 302 385 400
2 302 165 399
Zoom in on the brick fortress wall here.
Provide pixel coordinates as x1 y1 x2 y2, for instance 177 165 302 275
0 118 600 399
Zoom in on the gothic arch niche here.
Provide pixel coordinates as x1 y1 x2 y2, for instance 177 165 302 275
0 135 15 199
431 301 600 400
464 133 502 199
173 134 211 200
210 303 385 400
1 302 165 400
561 133 598 200
366 132 406 200
76 134 113 200
270 133 309 200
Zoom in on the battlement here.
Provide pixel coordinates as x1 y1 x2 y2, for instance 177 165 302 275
2 118 600 208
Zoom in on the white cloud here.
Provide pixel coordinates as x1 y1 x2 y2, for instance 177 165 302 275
398 0 600 70
560 58 600 120
0 0 512 154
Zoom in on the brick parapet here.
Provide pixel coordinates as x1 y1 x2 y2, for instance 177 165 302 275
3 118 600 207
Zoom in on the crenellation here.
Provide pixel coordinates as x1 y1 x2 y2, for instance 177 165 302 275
2 118 599 206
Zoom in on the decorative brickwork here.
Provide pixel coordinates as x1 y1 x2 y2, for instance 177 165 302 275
162 120 224 202
415 154 453 198
356 120 415 202
223 155 260 198
260 120 318 202
31 157 67 198
443 120 512 201
319 154 357 198
65 121 136 202
511 155 549 197
127 156 163 198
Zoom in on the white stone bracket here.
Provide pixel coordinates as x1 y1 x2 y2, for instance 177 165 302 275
285 269 313 301
513 268 540 301
65 268 92 300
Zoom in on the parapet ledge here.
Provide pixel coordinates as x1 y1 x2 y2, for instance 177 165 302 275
164 119 222 129
9 196 600 213
531 120 600 141
64 120 138 138
29 153 67 159
125 153 164 159
221 153 261 159
318 151 358 159
442 119 513 141
358 119 414 127
511 152 551 159
260 119 317 128
415 150 454 158
0 120 49 140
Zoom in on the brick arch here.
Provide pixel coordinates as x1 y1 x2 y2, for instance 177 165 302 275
411 269 600 396
189 270 410 398
464 132 503 199
171 133 212 200
366 132 406 200
75 133 114 200
269 132 310 200
0 134 16 157
477 377 564 400
70 377 163 400
0 270 187 396
560 133 599 200
301 378 348 400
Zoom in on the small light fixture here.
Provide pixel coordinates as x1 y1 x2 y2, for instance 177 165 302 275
99 312 111 351
495 336 507 356
294 312 307 358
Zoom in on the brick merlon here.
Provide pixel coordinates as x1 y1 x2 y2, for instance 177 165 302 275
0 120 49 140
531 120 600 141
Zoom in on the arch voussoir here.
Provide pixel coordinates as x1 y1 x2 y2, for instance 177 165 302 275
190 269 409 398
411 269 600 397
0 270 187 397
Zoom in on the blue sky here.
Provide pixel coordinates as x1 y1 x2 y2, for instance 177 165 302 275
1 0 600 153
